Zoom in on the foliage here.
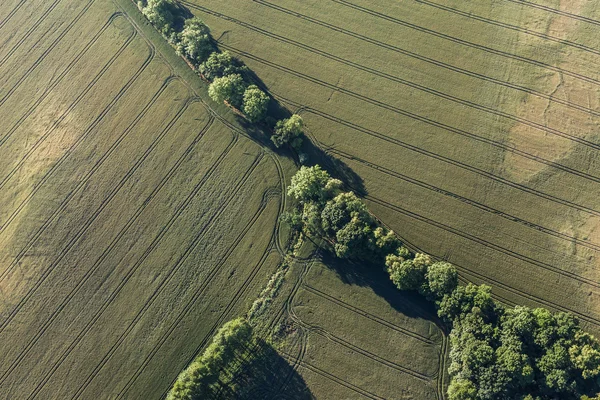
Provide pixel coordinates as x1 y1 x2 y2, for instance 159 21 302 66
386 256 426 291
271 114 304 148
140 0 179 37
166 318 254 400
287 165 341 204
178 17 213 64
208 73 246 108
422 261 459 300
199 51 246 81
242 85 270 122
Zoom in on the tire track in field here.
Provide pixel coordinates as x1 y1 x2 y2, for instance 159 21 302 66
327 146 600 255
63 154 265 400
200 13 600 190
0 83 186 335
362 192 600 289
0 0 27 31
289 302 432 381
0 0 65 69
416 0 600 58
0 12 123 148
0 115 217 387
0 40 156 285
155 203 280 400
186 1 599 121
246 0 600 153
301 284 436 345
0 27 136 186
0 0 97 107
505 0 600 27
272 93 600 218
280 352 386 400
253 0 600 90
284 93 600 225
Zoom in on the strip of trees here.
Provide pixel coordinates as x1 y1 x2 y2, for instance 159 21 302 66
284 165 600 400
137 0 304 149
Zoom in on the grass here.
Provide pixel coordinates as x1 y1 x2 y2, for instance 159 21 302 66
0 0 297 398
180 0 600 396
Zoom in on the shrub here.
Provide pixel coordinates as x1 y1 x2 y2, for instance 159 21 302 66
179 17 213 64
242 85 270 122
208 73 246 108
271 114 304 147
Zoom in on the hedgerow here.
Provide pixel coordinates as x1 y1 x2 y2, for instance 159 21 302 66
284 165 600 400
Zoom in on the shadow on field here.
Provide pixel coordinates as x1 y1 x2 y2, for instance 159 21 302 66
231 338 313 400
321 252 440 322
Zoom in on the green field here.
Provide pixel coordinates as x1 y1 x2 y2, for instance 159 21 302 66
176 0 600 397
0 0 294 397
4 0 600 398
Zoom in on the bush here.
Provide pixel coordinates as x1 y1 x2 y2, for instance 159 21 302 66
271 114 304 147
179 17 213 64
199 51 246 81
242 85 270 122
208 73 246 108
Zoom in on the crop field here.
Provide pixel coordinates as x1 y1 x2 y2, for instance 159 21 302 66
0 0 292 398
186 0 600 334
174 0 600 396
259 252 447 400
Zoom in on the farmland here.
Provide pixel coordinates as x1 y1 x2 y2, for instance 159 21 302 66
0 0 294 397
174 0 600 397
4 0 600 398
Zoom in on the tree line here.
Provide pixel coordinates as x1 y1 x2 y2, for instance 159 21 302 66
137 0 305 149
284 165 600 400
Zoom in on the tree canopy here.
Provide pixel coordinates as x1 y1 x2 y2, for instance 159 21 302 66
242 85 270 122
208 73 246 108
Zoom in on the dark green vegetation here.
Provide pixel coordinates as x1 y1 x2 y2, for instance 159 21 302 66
285 165 600 399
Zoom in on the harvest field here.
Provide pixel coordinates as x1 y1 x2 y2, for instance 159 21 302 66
0 0 293 397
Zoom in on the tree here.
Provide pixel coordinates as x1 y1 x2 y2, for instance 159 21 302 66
208 74 246 108
287 165 341 204
437 283 496 322
179 17 213 64
373 227 400 256
569 332 600 380
386 256 426 291
271 114 304 148
334 216 373 258
242 85 270 122
140 0 179 36
321 192 371 236
422 261 459 300
199 51 245 81
448 379 477 400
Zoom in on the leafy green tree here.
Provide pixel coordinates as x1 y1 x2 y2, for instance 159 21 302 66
208 73 246 108
140 0 179 36
242 85 270 122
271 114 304 148
321 192 371 236
422 261 459 300
386 256 426 291
569 332 600 380
334 217 373 258
372 227 400 256
438 283 496 322
200 51 246 81
448 379 477 400
179 17 213 64
287 165 341 204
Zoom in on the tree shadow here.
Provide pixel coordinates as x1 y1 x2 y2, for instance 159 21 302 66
231 338 313 400
320 252 443 325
